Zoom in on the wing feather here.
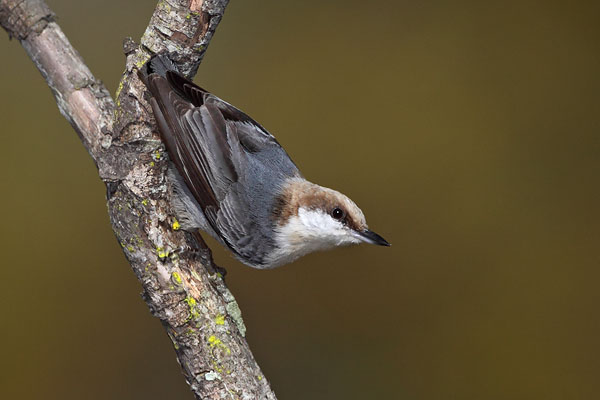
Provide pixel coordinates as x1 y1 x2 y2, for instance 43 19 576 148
144 68 299 267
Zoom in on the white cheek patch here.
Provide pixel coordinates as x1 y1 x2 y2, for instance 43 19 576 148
268 207 362 267
297 208 344 235
296 207 361 246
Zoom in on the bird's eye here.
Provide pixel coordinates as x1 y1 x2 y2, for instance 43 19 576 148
331 207 345 220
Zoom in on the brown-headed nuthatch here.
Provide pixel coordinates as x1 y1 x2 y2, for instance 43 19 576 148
139 55 389 269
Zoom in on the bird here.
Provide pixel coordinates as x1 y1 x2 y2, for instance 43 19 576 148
139 54 389 269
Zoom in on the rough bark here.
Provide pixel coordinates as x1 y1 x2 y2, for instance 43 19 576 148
0 0 277 398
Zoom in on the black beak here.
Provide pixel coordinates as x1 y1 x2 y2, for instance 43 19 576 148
358 229 391 246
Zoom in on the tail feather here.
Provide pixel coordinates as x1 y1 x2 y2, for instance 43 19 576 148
137 53 180 85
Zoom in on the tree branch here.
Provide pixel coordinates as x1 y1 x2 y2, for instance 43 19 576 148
0 0 277 398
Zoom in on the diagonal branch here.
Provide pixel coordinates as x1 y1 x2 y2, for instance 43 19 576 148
0 0 277 398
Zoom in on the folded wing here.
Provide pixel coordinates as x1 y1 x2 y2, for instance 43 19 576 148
145 71 292 265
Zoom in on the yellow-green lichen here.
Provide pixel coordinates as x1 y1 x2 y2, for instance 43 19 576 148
142 199 148 206
184 296 200 320
172 219 180 230
214 315 225 325
172 271 182 285
208 335 231 355
186 328 196 335
211 359 223 373
157 246 169 259
115 78 125 100
158 1 171 13
149 161 155 167
135 53 151 69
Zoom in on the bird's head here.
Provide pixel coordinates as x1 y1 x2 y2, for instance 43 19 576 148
271 179 389 263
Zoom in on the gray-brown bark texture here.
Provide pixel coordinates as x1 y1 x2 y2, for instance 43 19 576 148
0 0 277 398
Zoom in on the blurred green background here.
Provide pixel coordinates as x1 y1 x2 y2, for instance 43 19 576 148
1 0 599 399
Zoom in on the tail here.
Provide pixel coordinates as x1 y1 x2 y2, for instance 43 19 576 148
137 53 180 86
